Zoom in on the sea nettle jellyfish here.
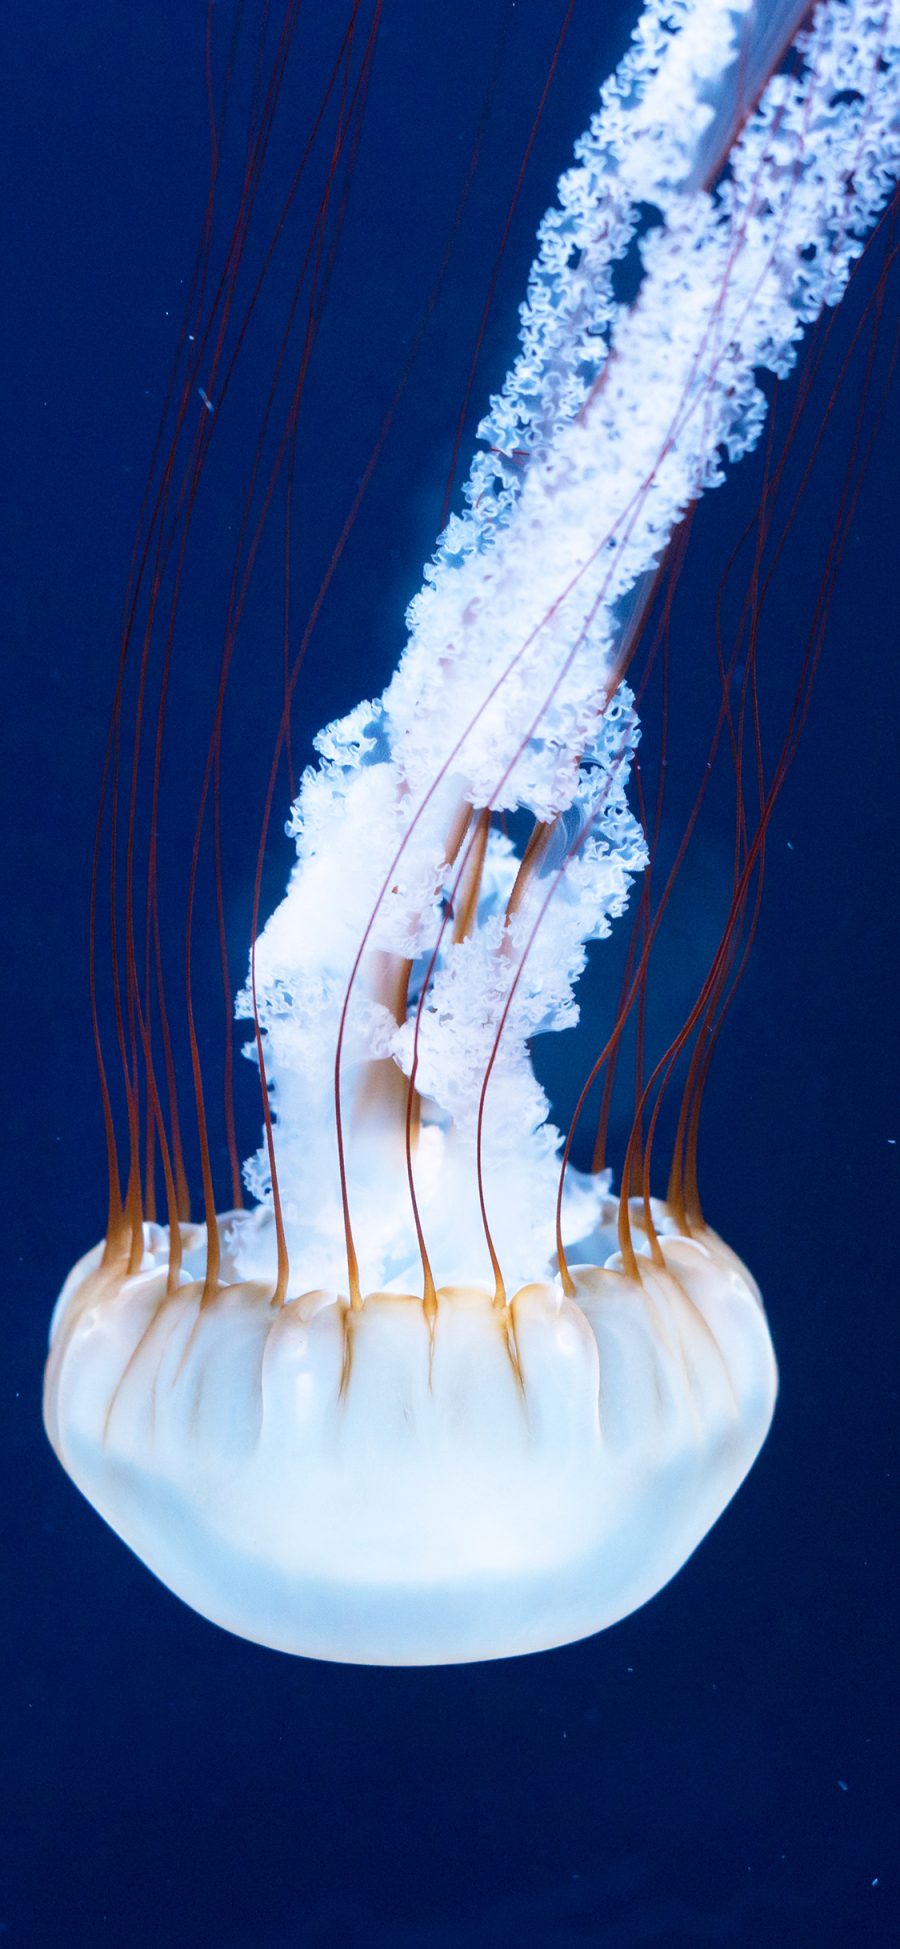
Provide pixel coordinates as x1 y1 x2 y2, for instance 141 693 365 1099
44 0 899 1662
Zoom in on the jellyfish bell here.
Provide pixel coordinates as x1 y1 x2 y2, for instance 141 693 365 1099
43 0 898 1661
45 1208 775 1663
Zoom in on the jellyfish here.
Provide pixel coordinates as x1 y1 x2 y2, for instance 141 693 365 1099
44 0 899 1662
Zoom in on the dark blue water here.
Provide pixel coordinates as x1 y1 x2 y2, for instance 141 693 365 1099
2 4 898 1945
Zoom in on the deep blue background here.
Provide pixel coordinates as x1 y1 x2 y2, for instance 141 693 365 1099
2 4 898 1946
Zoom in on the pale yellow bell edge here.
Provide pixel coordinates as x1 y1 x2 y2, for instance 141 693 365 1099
43 1218 777 1665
